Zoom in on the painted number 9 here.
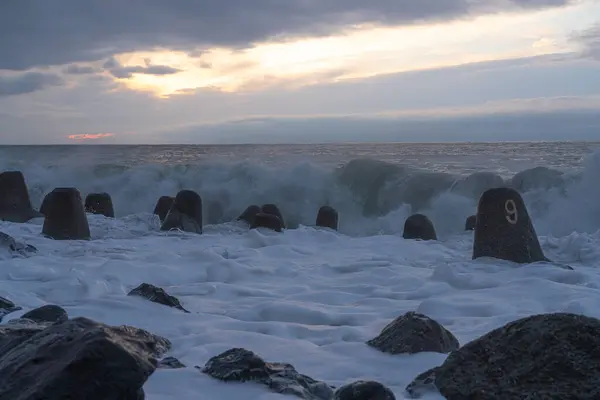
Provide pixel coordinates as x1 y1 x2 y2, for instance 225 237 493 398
504 199 518 225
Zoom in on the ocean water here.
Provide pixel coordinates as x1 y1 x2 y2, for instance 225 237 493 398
1 141 600 399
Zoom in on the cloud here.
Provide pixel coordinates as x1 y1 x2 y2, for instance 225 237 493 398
0 0 575 70
67 133 115 141
576 24 600 60
103 57 181 79
0 71 63 96
63 64 101 75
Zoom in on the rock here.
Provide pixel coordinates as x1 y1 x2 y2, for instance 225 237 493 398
128 283 190 313
160 190 203 234
316 206 338 231
261 204 286 229
334 381 396 400
199 347 334 400
473 187 548 264
153 196 174 222
511 166 564 192
21 305 68 324
0 296 21 322
41 188 91 240
0 316 170 400
464 215 476 231
402 214 437 241
405 312 600 399
158 356 186 369
0 231 37 257
84 192 115 218
250 213 283 232
0 171 42 223
366 311 459 355
237 205 261 225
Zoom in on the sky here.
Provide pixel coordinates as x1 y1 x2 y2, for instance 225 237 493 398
1 0 600 144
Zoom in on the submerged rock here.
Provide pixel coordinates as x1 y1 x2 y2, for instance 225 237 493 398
334 380 396 400
161 190 203 234
261 204 286 229
200 347 334 399
0 316 170 400
464 215 476 231
0 171 42 223
0 231 37 257
41 187 91 240
21 305 68 324
0 296 21 322
84 192 115 218
366 311 459 355
158 356 186 369
402 214 437 241
128 283 190 313
153 196 174 222
251 213 283 232
406 312 600 399
316 205 339 231
473 187 548 264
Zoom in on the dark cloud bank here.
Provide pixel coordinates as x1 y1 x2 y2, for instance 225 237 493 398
0 0 575 70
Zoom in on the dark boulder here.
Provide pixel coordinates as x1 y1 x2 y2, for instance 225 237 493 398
366 311 459 355
402 214 437 241
316 206 339 231
334 381 396 400
250 213 283 232
128 283 190 313
0 316 170 400
84 192 115 218
0 296 21 322
261 204 286 229
473 187 548 263
199 347 334 399
153 196 174 222
160 190 203 234
0 171 42 223
406 312 600 399
21 305 68 324
41 188 91 240
0 231 37 257
237 205 261 225
158 356 186 369
464 215 476 231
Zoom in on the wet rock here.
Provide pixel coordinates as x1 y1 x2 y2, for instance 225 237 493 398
406 312 600 399
251 213 283 232
402 214 437 241
199 347 334 399
161 190 203 234
237 205 261 225
0 171 42 223
158 356 186 369
473 187 548 263
464 215 476 231
316 206 339 231
334 380 396 400
0 231 37 257
128 283 190 313
0 317 170 400
153 196 174 222
0 296 21 322
84 192 115 218
366 311 459 355
41 188 91 240
21 305 68 324
261 204 286 229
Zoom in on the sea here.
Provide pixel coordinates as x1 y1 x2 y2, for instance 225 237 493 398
1 141 600 399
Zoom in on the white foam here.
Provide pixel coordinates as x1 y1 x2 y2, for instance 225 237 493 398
1 213 599 399
1 146 600 398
